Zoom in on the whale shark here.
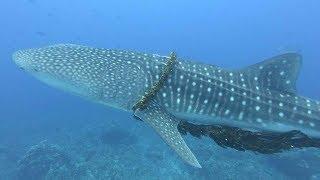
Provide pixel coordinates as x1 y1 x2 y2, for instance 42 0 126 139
13 44 320 168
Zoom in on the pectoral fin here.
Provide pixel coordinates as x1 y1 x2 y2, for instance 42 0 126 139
134 100 202 168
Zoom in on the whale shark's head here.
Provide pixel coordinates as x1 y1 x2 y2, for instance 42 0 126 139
13 44 148 110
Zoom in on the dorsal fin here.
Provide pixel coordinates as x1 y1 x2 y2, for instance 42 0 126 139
239 53 302 93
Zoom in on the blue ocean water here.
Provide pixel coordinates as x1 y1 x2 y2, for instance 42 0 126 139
1 0 320 179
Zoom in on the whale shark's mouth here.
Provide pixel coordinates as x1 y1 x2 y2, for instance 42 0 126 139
13 47 93 99
13 49 42 73
13 50 29 68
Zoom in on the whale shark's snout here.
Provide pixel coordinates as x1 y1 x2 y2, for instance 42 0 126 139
13 49 39 72
12 44 146 110
13 44 82 80
12 45 98 98
13 44 78 75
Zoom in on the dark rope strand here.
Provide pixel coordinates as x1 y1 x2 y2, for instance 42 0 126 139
132 52 177 111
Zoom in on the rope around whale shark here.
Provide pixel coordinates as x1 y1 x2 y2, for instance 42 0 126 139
131 52 320 154
132 52 177 112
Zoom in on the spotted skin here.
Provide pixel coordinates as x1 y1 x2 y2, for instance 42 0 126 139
13 44 320 168
158 54 320 137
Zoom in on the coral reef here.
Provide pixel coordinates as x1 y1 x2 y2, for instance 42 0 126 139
15 141 74 180
2 119 319 179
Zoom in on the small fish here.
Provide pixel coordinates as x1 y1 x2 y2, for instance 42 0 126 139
35 31 46 37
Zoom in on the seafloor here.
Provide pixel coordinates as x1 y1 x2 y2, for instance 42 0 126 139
1 110 319 180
